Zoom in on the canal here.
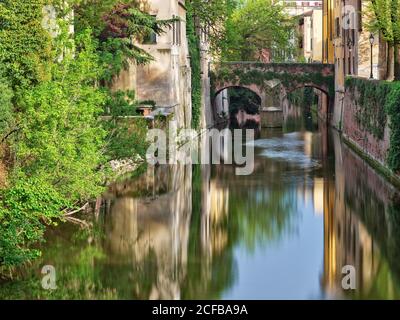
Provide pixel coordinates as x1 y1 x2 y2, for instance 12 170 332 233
2 107 400 300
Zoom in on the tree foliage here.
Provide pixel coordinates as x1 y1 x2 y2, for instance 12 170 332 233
221 0 295 62
366 0 400 44
366 0 400 79
0 0 53 89
189 0 240 54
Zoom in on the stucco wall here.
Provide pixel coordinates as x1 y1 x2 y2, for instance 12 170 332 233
311 10 323 62
112 0 192 129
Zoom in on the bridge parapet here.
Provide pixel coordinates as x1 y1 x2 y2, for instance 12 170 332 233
211 62 334 96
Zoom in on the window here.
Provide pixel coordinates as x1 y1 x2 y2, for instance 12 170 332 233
348 56 352 74
143 32 157 44
143 15 157 44
335 17 340 38
299 36 304 49
173 15 181 46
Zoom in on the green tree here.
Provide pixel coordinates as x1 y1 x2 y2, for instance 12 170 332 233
0 29 108 270
366 0 400 80
17 30 107 202
189 0 240 54
102 90 149 161
221 0 295 61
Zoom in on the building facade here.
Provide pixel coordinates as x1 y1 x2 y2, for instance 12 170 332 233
297 8 323 62
322 0 335 63
327 0 388 127
281 1 323 62
112 0 192 129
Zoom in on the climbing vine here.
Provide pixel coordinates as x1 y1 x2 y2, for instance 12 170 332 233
385 82 400 172
186 2 201 129
346 77 390 140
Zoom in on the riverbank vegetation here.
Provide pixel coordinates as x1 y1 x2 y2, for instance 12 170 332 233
0 0 173 275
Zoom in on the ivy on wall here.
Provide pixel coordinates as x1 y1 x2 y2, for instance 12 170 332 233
346 77 400 173
186 2 201 130
346 77 390 140
385 83 400 172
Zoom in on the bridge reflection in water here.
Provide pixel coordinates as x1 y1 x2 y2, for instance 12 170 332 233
3 109 400 300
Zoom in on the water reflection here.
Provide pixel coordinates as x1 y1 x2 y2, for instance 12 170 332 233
2 109 400 300
101 165 192 300
323 131 400 299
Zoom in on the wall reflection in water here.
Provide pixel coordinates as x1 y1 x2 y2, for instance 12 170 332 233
101 164 193 300
323 131 400 299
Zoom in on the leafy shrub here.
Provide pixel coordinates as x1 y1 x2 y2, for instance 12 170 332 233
102 90 149 160
0 176 68 267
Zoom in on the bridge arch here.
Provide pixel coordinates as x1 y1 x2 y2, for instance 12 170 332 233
213 85 263 123
285 83 329 96
214 84 263 101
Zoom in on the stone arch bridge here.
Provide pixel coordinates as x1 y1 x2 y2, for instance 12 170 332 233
211 62 335 124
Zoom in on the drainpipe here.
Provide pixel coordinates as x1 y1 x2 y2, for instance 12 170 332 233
338 89 345 132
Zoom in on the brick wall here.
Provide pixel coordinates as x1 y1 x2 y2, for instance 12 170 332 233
341 79 390 166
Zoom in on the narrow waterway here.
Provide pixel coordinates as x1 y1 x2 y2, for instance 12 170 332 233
2 107 400 300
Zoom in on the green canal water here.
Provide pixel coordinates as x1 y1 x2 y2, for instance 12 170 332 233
2 109 400 300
